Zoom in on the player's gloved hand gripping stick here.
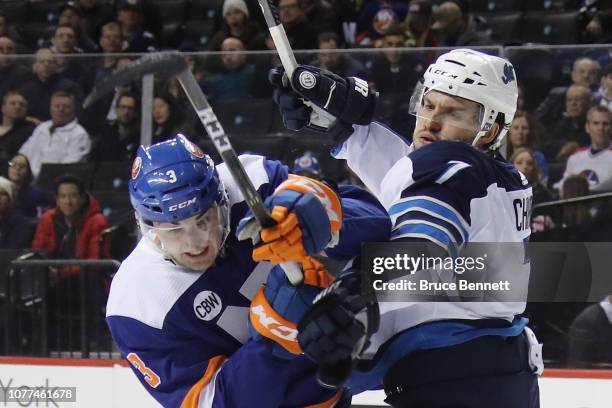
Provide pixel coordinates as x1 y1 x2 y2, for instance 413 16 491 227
84 52 304 285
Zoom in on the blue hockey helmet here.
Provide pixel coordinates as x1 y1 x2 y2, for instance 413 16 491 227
129 135 223 224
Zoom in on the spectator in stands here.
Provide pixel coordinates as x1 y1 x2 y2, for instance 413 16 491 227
90 92 140 163
292 151 323 180
535 58 600 127
558 175 592 228
94 22 124 84
0 176 35 248
507 111 549 180
208 0 264 51
369 27 424 95
430 1 492 47
153 93 194 144
32 174 108 260
545 84 592 159
0 91 36 166
0 36 31 103
567 295 612 368
6 154 52 218
19 48 82 123
310 32 366 78
302 0 340 35
594 63 612 112
400 0 437 50
278 0 318 50
555 106 612 193
75 0 115 42
510 148 554 206
19 91 91 179
50 24 93 93
204 37 256 103
57 2 98 53
116 0 158 53
355 0 408 46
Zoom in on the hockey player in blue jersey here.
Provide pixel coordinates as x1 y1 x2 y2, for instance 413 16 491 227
105 134 391 407
270 49 542 407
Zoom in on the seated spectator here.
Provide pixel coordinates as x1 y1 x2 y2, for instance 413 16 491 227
90 92 140 163
310 32 366 79
116 0 158 53
208 0 264 51
153 93 195 144
535 58 600 128
278 0 318 50
19 48 83 123
507 111 549 180
544 84 592 159
49 24 93 93
510 148 554 206
558 175 593 228
32 175 109 260
554 106 612 193
400 0 438 51
6 154 53 218
355 0 408 46
0 176 35 248
292 151 323 180
430 1 492 47
204 37 256 103
19 91 91 179
57 2 99 53
74 0 115 42
0 36 31 103
0 91 36 166
593 63 612 112
368 27 424 95
567 295 612 368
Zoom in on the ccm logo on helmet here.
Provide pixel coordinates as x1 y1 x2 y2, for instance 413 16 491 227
169 197 197 211
251 305 298 342
432 68 459 79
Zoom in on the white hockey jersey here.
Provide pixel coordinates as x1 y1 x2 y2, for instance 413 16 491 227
555 146 612 193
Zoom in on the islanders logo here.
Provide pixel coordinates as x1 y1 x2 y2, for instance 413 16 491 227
131 156 142 180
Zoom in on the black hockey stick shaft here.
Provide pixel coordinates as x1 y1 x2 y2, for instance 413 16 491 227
85 52 303 285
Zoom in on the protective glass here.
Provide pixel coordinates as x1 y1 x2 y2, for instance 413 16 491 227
408 80 485 134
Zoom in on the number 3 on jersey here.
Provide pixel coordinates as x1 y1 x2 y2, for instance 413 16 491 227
127 353 161 388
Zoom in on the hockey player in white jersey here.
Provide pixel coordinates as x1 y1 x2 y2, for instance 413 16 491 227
269 49 542 407
105 135 391 407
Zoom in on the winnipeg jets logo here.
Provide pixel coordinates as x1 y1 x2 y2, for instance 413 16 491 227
502 63 515 84
298 71 317 89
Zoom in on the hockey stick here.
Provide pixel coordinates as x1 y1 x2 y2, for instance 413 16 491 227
256 0 337 131
84 52 303 285
256 0 357 388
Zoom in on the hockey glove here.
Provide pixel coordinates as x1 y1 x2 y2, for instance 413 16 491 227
270 65 377 140
248 260 334 360
298 271 380 388
238 175 342 264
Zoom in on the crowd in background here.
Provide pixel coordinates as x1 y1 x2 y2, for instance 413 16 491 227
0 0 611 367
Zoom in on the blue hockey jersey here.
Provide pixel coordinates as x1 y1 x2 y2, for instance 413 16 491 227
333 124 533 393
106 155 391 407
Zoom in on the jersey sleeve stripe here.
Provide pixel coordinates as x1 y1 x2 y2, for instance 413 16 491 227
394 211 465 243
390 223 459 256
435 161 472 184
393 219 464 247
388 196 469 241
305 390 344 408
180 355 225 408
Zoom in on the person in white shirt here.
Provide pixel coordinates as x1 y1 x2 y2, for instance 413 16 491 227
19 91 91 179
555 105 612 193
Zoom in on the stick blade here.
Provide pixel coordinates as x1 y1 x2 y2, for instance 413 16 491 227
84 51 188 108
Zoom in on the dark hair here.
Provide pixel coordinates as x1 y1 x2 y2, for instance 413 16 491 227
116 91 139 108
2 90 26 106
8 153 33 186
51 90 76 101
318 32 341 47
54 174 87 196
384 25 407 38
561 175 591 227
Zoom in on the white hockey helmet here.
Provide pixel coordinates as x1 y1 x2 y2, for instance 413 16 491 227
410 49 518 150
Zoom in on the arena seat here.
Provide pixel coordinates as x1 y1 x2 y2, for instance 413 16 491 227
37 163 95 194
213 98 274 138
477 12 523 44
188 0 223 21
521 11 580 44
469 0 523 13
182 19 216 48
27 0 65 23
0 0 28 24
92 162 132 192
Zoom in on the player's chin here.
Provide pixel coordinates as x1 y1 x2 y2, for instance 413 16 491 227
181 247 217 271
